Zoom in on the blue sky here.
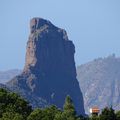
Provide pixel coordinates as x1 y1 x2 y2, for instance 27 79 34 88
0 0 120 70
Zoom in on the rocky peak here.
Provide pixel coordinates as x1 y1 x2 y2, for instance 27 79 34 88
30 18 50 32
30 18 68 39
24 18 69 72
8 18 85 115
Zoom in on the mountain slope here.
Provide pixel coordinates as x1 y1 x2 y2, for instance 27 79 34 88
77 55 120 114
0 69 21 83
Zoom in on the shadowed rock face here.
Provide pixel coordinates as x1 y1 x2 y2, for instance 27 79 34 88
7 18 85 115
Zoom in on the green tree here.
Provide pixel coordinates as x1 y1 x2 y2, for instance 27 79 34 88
77 115 90 120
27 108 43 120
54 111 65 120
27 105 61 120
0 112 23 120
90 115 99 120
0 88 32 119
99 107 116 120
42 105 60 120
0 88 8 117
116 110 120 120
62 95 76 120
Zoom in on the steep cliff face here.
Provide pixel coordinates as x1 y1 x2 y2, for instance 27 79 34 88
8 18 85 115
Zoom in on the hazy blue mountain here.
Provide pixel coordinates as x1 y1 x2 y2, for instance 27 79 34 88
77 54 120 114
0 69 21 83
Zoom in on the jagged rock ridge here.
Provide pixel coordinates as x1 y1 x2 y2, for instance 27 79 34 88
77 55 120 114
7 18 85 115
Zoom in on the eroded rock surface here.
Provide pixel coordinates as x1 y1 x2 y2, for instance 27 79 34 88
7 18 85 115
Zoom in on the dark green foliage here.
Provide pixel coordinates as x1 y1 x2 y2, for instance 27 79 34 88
0 88 32 119
62 95 76 120
54 111 64 120
0 112 24 120
90 115 99 120
27 95 78 120
77 115 89 120
42 105 61 120
27 108 43 120
1 88 120 120
27 105 62 120
116 111 120 120
99 107 116 120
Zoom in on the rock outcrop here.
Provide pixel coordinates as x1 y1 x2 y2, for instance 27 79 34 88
7 18 85 115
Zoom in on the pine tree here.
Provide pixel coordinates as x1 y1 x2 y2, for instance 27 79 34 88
62 95 76 120
27 108 43 120
116 110 120 120
99 107 116 120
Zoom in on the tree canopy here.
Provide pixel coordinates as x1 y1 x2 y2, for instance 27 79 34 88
0 88 32 119
0 88 120 120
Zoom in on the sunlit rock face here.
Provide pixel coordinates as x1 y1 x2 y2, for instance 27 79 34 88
7 18 85 115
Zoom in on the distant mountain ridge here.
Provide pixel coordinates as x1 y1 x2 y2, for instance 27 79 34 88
0 69 21 83
77 54 120 114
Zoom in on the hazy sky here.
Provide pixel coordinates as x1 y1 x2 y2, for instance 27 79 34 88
0 0 120 70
